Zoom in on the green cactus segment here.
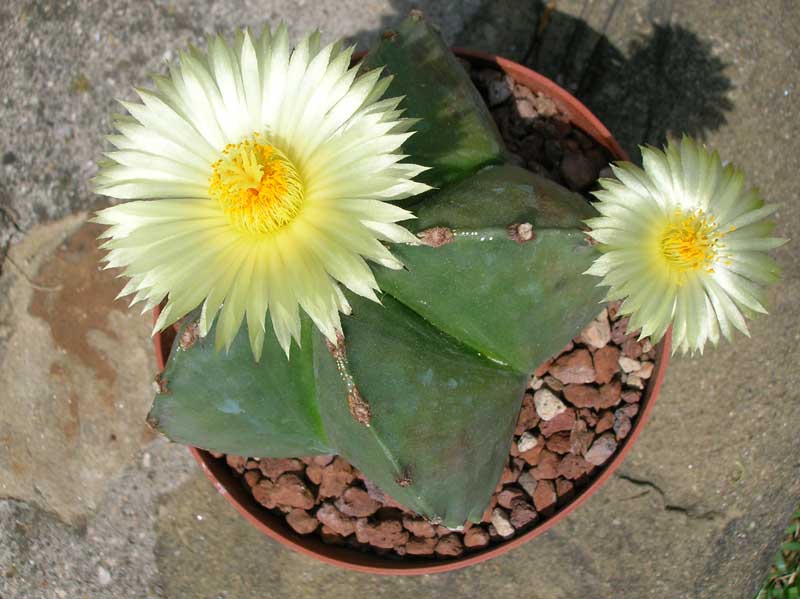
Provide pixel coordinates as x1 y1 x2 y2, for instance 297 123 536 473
314 293 527 527
375 164 605 373
148 316 333 457
364 14 505 189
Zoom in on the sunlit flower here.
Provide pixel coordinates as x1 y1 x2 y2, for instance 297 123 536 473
93 26 430 360
584 137 786 354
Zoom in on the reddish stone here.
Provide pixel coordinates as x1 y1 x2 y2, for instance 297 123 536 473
319 457 356 498
533 358 552 378
258 457 304 480
463 526 490 548
497 486 525 509
622 390 642 404
618 403 640 418
362 519 408 549
225 455 247 473
532 479 557 512
515 393 540 434
549 349 596 384
530 449 560 479
245 459 260 470
611 317 632 344
510 500 538 528
543 375 564 392
363 478 410 512
402 516 436 538
305 463 323 485
622 337 643 359
556 478 575 497
243 470 261 488
586 433 618 466
435 534 465 557
593 345 621 384
578 408 599 427
500 459 523 484
312 454 335 467
613 411 632 439
316 503 355 536
405 536 437 555
335 486 381 517
540 408 576 437
545 431 572 454
557 453 589 480
286 509 319 534
636 361 655 379
519 443 545 466
271 474 315 509
563 384 600 408
252 479 277 509
570 420 595 456
597 380 622 409
595 411 615 433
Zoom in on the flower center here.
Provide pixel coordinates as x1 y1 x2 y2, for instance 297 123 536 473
659 209 724 274
209 136 303 234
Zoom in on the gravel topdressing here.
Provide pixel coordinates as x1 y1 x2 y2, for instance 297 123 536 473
213 62 655 560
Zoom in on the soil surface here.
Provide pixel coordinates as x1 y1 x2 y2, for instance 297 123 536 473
217 67 652 559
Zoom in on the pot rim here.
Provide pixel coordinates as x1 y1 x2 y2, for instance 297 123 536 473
153 48 670 576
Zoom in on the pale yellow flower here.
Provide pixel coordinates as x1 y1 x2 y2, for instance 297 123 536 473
585 137 786 354
94 27 430 360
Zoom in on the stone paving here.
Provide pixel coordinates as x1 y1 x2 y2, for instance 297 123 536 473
0 1 798 598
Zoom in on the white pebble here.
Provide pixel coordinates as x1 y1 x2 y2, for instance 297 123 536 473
533 388 566 421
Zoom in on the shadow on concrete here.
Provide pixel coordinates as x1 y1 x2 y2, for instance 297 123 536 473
349 0 733 161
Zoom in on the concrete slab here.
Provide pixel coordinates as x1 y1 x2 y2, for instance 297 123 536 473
1 1 798 598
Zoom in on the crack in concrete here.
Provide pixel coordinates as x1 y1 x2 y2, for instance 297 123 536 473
617 473 724 521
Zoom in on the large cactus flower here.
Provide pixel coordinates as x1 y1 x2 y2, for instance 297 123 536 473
584 137 785 354
93 27 429 360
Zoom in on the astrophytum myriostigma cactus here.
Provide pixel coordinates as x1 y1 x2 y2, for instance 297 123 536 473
147 14 606 527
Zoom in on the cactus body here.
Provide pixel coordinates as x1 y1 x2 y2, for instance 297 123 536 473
148 15 606 526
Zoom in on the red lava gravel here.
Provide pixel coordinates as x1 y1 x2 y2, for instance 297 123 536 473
213 63 657 559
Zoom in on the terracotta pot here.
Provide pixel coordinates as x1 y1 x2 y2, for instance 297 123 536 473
152 49 671 575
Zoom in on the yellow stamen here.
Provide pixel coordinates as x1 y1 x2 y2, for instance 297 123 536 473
209 135 303 234
660 209 724 277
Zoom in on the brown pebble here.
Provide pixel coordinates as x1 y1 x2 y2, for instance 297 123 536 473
556 478 575 497
545 431 572 454
550 349 596 384
597 380 622 409
563 384 600 408
365 520 409 549
243 470 261 488
578 408 599 427
560 151 598 191
618 403 640 418
533 358 552 378
519 443 545 466
530 449 560 480
463 526 490 548
613 411 632 439
514 393 540 434
557 453 589 480
305 463 323 485
497 486 525 509
271 474 315 509
510 500 538 528
585 433 618 466
405 536 437 555
570 420 596 456
593 345 621 384
539 408 576 437
595 411 615 433
543 375 564 392
402 516 436 538
245 459 260 470
319 457 355 498
532 479 557 512
316 502 355 536
435 534 465 557
252 479 277 509
286 509 319 534
259 457 304 480
225 455 247 474
335 486 381 517
622 337 643 359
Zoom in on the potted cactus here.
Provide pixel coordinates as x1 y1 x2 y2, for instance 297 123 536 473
95 13 783 573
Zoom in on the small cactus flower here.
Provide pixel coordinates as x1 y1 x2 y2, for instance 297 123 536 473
584 137 786 354
93 27 430 360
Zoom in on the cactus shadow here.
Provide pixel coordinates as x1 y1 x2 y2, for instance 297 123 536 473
350 0 733 162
